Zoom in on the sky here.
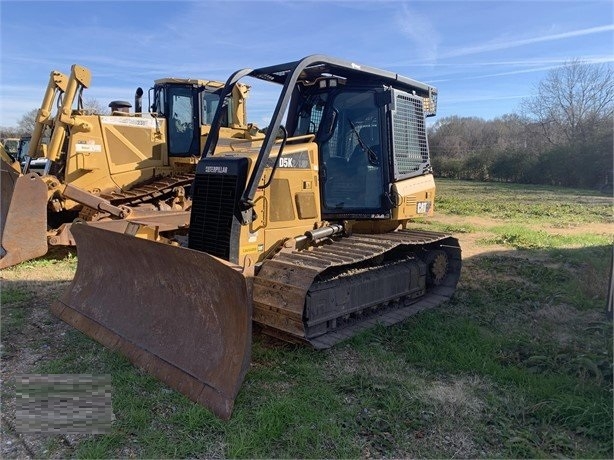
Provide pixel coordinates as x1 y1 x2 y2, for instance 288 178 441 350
0 0 612 128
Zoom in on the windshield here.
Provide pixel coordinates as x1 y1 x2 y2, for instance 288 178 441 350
318 90 385 212
167 86 196 155
17 138 31 161
202 92 220 125
202 91 235 127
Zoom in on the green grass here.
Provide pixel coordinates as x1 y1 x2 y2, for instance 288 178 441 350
481 224 612 249
1 287 34 337
1 286 32 304
2 247 78 271
380 246 613 457
2 180 612 458
1 306 28 336
412 218 479 234
435 179 613 225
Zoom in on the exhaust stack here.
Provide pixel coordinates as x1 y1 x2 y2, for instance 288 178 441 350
135 87 144 114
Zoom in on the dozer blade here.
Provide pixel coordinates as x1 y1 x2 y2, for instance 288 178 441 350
51 224 252 420
0 159 48 269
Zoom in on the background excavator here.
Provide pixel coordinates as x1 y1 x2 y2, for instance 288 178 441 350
53 55 462 419
0 64 260 269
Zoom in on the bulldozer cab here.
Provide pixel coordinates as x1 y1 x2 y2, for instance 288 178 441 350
151 80 209 157
193 56 439 264
150 78 250 158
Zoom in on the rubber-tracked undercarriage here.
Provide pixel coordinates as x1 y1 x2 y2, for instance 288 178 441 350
53 55 463 419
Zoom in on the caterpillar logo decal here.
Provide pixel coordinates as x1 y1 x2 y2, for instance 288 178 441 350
204 166 229 174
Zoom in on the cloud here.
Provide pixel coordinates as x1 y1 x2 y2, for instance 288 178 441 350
395 4 441 63
466 56 613 68
442 24 614 58
427 55 614 83
464 56 614 79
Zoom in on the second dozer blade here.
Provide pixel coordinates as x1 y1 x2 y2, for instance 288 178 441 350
51 224 252 420
0 159 48 269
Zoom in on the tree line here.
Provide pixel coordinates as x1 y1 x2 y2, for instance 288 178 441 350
429 60 613 190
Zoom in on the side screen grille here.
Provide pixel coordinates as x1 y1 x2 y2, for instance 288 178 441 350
390 90 429 180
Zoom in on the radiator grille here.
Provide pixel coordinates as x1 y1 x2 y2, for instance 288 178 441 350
390 91 429 180
189 173 239 260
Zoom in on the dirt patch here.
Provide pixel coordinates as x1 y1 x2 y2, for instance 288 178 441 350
411 427 482 459
1 262 76 459
454 231 509 258
430 213 611 263
531 303 607 348
545 222 613 235
422 376 486 418
394 376 493 459
322 345 363 377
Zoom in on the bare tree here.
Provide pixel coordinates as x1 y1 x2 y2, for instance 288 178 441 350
0 126 25 139
16 108 38 135
82 98 108 115
522 59 614 146
428 116 489 158
13 98 108 136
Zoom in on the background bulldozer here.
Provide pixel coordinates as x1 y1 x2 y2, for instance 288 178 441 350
0 64 261 269
54 56 462 419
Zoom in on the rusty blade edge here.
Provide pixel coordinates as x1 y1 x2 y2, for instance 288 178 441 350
50 300 237 420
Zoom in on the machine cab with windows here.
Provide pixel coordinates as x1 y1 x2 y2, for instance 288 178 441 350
286 68 436 223
150 78 252 158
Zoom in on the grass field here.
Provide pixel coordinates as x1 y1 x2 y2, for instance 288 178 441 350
1 179 612 458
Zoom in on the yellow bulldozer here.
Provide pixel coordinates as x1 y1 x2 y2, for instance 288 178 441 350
53 55 462 419
0 64 259 269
